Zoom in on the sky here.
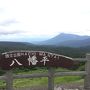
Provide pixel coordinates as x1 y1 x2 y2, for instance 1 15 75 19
0 0 90 42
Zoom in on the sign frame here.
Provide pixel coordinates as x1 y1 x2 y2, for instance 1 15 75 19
0 51 74 70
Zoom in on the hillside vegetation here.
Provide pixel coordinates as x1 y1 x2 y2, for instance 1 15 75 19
0 41 89 58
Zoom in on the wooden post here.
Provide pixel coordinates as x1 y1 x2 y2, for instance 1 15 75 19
84 54 90 90
5 70 13 90
48 67 54 90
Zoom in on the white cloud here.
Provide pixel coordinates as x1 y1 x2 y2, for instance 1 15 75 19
0 19 18 26
0 0 90 41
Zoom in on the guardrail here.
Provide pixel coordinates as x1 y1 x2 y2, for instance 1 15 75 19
0 53 90 90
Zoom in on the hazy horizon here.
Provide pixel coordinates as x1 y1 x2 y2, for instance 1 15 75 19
0 32 89 42
0 0 90 42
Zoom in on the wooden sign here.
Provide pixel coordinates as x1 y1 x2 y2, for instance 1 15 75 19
0 51 74 70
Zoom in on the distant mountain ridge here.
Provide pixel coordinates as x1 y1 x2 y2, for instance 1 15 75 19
57 38 90 47
0 41 33 47
37 33 90 47
0 33 90 48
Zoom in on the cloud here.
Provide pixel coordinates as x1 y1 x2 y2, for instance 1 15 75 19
0 8 4 12
0 30 25 35
0 0 90 41
0 19 18 26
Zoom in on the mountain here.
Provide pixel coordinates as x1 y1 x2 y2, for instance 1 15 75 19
0 41 33 47
37 33 90 47
1 33 90 48
57 38 90 47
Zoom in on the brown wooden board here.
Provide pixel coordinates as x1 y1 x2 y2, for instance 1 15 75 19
0 51 74 70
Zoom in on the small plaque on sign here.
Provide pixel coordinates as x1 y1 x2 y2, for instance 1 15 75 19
0 51 74 70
